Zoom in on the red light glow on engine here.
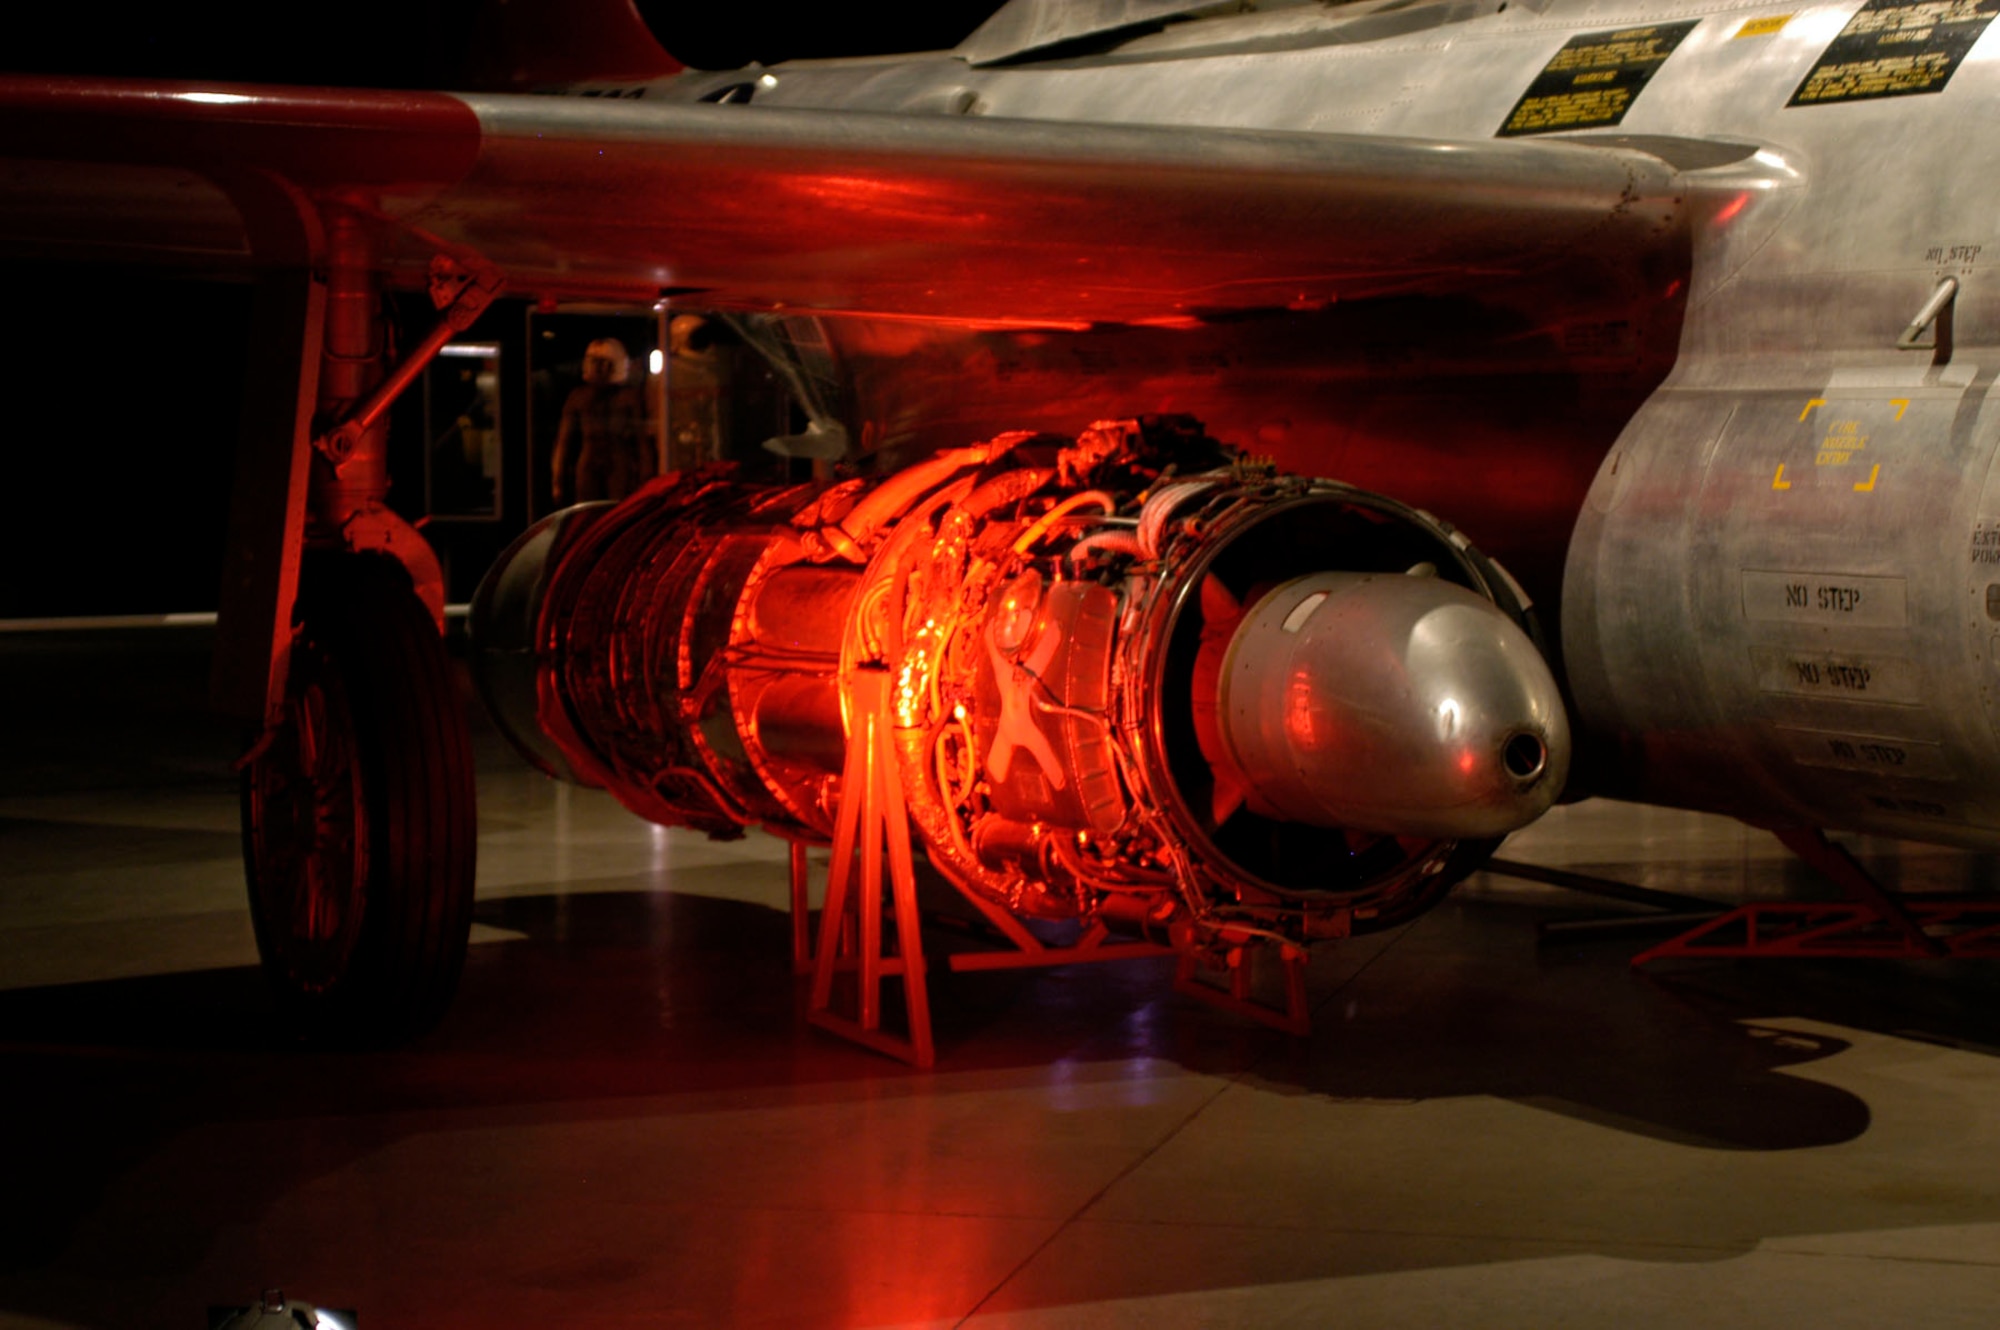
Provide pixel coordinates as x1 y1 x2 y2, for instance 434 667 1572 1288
1284 669 1320 747
476 417 1565 1010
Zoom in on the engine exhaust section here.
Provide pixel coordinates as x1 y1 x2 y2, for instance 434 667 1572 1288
471 417 1567 955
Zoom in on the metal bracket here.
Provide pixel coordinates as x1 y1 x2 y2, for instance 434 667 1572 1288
1896 276 1957 366
313 252 504 466
718 312 851 462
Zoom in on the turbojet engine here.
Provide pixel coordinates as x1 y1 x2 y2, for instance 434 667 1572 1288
471 418 1568 952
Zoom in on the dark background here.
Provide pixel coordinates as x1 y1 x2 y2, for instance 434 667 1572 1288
0 2 1005 617
6 3 1005 84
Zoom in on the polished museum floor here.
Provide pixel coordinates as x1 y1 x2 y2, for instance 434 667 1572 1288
3 624 1999 1328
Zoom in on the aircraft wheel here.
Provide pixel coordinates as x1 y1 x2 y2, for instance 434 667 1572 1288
241 553 476 1042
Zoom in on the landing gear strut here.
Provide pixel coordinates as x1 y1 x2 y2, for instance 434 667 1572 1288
216 194 498 1041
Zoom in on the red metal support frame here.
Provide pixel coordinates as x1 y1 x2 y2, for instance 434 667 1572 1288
1174 942 1312 1035
1632 827 2000 964
1772 827 1946 956
944 894 1175 973
807 666 936 1067
788 840 813 975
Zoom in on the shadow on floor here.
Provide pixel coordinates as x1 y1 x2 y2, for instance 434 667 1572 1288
0 887 1905 1251
11 866 2000 1328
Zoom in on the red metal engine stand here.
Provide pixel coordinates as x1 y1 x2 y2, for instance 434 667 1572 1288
797 667 1308 1065
806 666 937 1067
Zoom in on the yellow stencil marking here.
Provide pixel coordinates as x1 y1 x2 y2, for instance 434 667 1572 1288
1735 14 1793 36
1773 463 1792 490
1854 464 1881 492
1799 398 1826 421
1890 397 1910 420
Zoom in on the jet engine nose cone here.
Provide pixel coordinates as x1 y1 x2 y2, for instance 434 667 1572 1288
1218 571 1569 840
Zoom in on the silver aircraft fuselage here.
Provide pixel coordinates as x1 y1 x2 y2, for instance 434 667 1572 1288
561 0 2000 850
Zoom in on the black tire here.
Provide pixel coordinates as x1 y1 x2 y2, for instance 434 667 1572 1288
241 552 477 1043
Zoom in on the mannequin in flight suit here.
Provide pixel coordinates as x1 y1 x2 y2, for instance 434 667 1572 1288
551 337 651 505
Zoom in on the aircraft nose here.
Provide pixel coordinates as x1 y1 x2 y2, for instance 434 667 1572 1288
1218 571 1569 840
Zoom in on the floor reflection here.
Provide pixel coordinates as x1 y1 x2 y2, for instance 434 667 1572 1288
4 625 2000 1328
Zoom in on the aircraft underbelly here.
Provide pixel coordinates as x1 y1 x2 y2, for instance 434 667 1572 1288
827 305 1676 615
1569 288 2000 841
1543 15 2000 843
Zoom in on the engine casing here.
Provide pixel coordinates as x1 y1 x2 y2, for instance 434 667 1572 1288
473 418 1568 946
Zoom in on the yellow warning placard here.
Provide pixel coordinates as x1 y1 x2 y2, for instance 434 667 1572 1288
1736 14 1794 37
1790 0 2000 105
1498 21 1700 136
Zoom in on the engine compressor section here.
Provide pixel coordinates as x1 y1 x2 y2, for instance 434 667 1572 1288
471 417 1568 1032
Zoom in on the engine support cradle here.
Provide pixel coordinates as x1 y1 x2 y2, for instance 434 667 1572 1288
807 665 935 1067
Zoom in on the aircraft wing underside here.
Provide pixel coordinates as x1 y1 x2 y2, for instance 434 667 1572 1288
0 77 1686 323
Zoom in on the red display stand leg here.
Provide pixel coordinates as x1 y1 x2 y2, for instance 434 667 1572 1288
1174 942 1312 1035
787 840 813 975
806 667 935 1067
945 889 1174 973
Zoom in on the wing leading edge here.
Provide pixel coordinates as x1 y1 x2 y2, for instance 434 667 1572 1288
0 77 1685 324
